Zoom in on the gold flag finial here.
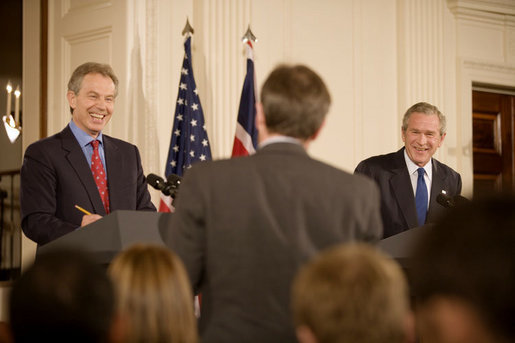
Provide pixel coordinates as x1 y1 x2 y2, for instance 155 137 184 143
182 18 194 36
242 25 257 43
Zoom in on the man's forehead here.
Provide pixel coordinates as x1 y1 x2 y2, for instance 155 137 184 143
407 113 440 125
79 73 115 92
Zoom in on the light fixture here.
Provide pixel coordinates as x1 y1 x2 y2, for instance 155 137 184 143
3 82 21 143
2 114 21 143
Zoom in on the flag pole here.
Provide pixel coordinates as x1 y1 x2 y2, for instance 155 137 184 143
231 25 259 157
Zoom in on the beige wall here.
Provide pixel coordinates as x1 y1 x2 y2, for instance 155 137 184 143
37 0 515 199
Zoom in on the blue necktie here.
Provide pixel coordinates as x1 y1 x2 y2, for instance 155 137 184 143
415 167 428 226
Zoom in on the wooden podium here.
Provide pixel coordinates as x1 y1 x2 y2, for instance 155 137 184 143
377 224 432 270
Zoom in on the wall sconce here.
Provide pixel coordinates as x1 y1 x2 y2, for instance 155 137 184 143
3 82 22 143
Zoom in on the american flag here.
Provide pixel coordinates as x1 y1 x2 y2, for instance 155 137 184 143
159 36 212 212
231 41 258 157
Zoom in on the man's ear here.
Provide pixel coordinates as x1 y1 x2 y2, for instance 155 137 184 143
309 120 326 141
67 91 77 112
255 102 269 143
296 325 318 343
438 132 446 147
255 102 266 131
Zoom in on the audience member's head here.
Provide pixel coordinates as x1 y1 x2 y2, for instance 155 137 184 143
292 243 413 343
411 193 515 343
108 244 198 343
9 249 116 343
258 64 331 141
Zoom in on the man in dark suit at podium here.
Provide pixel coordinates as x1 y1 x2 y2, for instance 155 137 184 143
355 102 461 238
20 62 155 246
162 64 383 343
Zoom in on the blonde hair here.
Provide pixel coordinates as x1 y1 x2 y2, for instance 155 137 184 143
292 243 410 343
108 244 198 343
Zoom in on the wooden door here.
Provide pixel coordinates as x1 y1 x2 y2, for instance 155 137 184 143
472 90 515 197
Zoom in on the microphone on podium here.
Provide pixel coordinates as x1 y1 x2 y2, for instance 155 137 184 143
146 173 182 198
437 191 468 209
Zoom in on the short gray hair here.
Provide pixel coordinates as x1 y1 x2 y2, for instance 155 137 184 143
401 102 446 136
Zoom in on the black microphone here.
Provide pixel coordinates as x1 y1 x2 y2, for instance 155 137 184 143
146 173 182 197
437 192 455 208
166 174 182 198
167 174 182 188
453 194 469 206
437 192 469 208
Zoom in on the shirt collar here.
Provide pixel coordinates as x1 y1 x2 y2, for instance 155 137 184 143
258 135 302 149
69 120 104 147
404 148 432 178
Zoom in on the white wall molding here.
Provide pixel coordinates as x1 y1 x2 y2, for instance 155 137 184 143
447 0 515 17
463 58 515 74
63 0 113 17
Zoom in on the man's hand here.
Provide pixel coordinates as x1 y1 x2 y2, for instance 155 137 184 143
81 214 103 227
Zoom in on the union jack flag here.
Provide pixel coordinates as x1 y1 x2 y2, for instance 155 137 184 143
232 41 258 157
159 36 212 212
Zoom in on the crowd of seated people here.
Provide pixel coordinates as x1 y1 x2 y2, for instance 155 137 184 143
3 193 512 343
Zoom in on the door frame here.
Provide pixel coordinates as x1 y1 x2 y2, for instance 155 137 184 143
457 58 515 196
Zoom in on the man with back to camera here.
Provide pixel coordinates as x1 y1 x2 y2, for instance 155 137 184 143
20 62 155 246
161 64 383 343
354 102 461 238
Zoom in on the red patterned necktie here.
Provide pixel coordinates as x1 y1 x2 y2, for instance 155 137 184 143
90 140 110 214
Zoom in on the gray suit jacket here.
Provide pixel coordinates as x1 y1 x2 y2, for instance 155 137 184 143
162 142 383 343
354 148 462 238
20 125 156 246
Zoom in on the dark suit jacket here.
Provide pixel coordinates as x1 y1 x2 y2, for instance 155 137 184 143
20 125 156 246
354 148 462 238
161 142 383 343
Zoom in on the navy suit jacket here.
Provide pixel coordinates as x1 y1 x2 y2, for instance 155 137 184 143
162 142 383 343
20 125 156 246
355 148 462 238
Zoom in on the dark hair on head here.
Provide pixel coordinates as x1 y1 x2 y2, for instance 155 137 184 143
261 64 331 140
411 193 515 342
9 248 115 343
67 62 119 114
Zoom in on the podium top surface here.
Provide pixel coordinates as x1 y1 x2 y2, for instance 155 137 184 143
37 210 171 264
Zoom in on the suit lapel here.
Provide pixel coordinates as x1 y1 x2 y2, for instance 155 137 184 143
103 136 121 210
61 126 106 215
390 149 419 229
427 159 445 222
